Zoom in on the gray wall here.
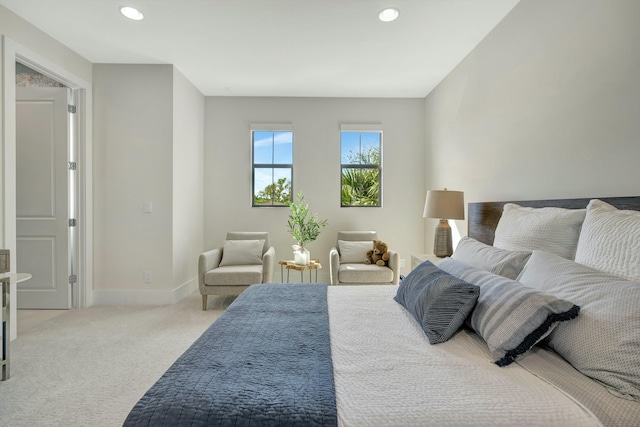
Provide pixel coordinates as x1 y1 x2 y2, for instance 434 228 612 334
93 65 174 296
172 70 205 290
424 0 640 246
205 97 425 282
93 64 205 303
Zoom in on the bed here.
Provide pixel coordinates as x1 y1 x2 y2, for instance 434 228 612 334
124 196 640 426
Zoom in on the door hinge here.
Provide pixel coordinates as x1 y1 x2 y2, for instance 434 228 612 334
69 274 77 285
69 219 77 227
68 162 77 171
68 104 77 114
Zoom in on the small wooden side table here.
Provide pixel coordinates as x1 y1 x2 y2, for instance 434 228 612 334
279 259 322 283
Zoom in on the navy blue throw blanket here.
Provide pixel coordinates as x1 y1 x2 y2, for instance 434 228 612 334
124 283 338 427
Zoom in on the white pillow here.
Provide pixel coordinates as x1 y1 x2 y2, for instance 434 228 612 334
493 203 586 259
338 240 372 264
219 240 264 266
574 199 640 282
517 250 640 400
452 237 531 280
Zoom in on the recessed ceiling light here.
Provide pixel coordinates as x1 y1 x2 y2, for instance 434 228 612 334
120 6 144 21
378 8 399 22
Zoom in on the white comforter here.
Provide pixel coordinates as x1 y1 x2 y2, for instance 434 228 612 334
328 285 602 427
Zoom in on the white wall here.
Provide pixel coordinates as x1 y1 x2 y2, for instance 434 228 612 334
93 65 174 297
172 68 205 292
424 0 640 245
205 97 425 282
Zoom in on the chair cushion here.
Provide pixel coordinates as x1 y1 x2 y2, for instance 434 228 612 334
226 232 270 254
205 265 263 286
219 240 264 266
338 240 372 263
338 263 393 284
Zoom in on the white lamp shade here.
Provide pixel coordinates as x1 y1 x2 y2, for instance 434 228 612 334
423 190 465 220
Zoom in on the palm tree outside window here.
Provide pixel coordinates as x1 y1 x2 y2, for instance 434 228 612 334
340 127 382 207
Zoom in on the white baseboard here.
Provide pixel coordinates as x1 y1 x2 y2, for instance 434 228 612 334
91 278 198 306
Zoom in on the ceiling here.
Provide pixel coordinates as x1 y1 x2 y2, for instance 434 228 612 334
0 0 520 98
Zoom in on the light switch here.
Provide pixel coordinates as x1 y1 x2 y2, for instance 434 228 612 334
144 201 153 213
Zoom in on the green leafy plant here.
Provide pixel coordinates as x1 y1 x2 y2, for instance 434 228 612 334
254 177 291 206
341 168 380 206
341 146 380 206
287 191 328 249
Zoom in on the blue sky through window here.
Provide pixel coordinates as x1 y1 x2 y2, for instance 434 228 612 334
341 131 380 164
253 131 292 164
253 131 293 199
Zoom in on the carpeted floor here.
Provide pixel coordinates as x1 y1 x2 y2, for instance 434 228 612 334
0 291 235 426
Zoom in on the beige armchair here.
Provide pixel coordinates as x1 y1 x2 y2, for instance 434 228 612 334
329 231 400 285
198 232 275 310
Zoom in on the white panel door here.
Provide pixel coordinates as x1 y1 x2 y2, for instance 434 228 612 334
16 87 70 309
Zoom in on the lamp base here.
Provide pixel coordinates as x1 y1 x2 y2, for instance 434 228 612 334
433 219 453 257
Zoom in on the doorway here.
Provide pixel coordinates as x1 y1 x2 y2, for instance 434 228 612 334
15 64 74 309
2 37 92 322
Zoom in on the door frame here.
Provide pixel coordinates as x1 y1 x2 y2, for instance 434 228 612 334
2 36 93 309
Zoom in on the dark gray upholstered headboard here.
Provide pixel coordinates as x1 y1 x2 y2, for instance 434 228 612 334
468 196 640 246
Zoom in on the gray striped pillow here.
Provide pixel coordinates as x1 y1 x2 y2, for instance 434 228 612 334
452 236 531 280
394 261 479 344
438 258 580 366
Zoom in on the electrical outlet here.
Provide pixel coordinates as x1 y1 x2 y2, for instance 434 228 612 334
399 259 406 268
144 271 152 283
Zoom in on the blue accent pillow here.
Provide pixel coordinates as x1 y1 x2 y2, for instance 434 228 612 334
394 261 480 344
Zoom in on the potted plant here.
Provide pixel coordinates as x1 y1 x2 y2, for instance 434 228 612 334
287 191 328 265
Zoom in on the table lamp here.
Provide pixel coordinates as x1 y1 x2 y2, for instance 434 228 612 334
423 189 464 257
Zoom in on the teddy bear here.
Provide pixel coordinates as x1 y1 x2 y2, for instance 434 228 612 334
364 239 390 266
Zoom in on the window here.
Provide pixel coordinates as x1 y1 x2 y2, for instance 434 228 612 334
252 125 293 207
340 125 382 207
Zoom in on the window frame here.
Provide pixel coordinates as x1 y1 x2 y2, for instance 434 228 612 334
251 124 294 207
339 124 383 208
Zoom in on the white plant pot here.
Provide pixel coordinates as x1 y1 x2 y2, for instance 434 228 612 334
294 249 310 266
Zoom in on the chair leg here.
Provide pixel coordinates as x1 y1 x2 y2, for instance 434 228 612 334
202 295 207 311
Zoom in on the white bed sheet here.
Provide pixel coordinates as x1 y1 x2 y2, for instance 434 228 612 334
328 285 602 427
